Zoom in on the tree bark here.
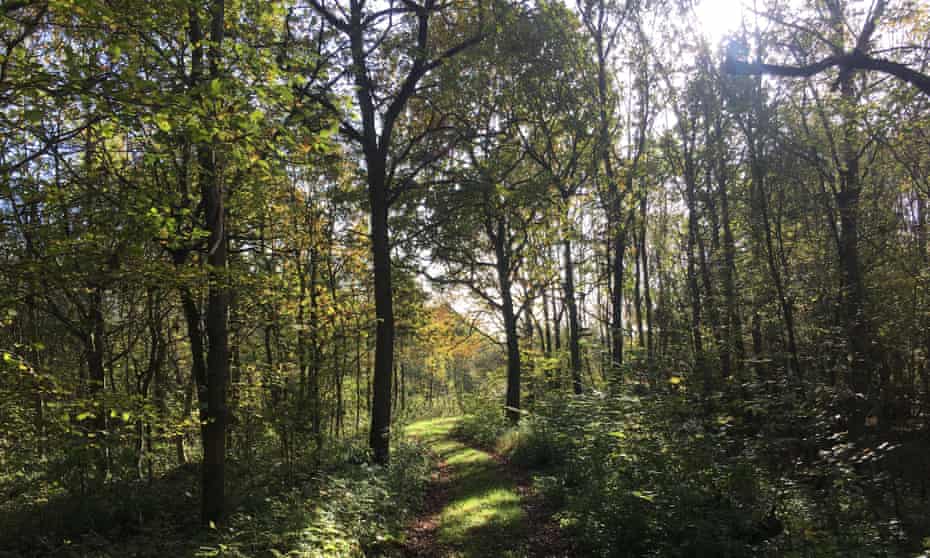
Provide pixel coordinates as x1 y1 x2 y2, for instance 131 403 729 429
837 78 871 435
86 286 109 483
368 175 394 463
724 48 930 97
634 227 645 350
492 217 522 423
190 0 228 524
563 238 583 394
716 147 745 374
684 155 708 396
542 287 552 356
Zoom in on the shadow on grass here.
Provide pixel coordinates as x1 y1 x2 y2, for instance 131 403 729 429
0 438 415 557
0 462 219 557
405 417 530 558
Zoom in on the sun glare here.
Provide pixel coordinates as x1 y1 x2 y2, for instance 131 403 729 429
694 0 747 43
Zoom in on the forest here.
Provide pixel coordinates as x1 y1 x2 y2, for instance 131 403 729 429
1 0 929 556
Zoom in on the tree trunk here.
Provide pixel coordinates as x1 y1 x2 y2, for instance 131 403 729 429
400 361 406 414
696 205 729 381
639 196 653 361
591 12 626 376
501 291 522 423
368 174 394 464
611 227 626 372
917 195 930 428
838 171 870 434
87 286 109 483
634 229 645 350
717 152 745 374
392 353 399 418
307 246 322 450
751 155 801 382
200 126 229 525
683 150 708 395
542 288 552 356
190 0 228 524
493 218 522 423
701 154 731 381
552 283 562 353
355 327 362 434
563 238 583 394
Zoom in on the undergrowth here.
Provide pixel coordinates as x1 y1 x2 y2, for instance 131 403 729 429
0 438 431 557
463 379 928 558
452 395 511 450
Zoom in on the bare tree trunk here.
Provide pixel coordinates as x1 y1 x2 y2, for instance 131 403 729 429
717 149 745 374
491 217 522 422
368 177 394 463
684 159 708 397
639 196 653 362
86 286 109 483
634 228 645 350
563 238 583 394
542 288 552 356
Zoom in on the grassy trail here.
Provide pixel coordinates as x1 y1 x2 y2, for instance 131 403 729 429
402 417 533 557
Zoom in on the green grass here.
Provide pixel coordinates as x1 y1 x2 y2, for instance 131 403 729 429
404 417 529 558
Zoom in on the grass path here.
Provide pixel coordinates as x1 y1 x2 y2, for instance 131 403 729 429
402 417 564 558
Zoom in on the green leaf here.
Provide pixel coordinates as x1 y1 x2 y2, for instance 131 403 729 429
631 490 655 502
24 109 44 123
155 114 172 133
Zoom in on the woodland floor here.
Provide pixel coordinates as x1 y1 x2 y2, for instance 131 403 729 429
400 417 573 558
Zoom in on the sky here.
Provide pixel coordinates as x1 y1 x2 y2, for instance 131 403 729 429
694 0 747 43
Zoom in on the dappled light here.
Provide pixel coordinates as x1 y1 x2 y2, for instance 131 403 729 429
1 0 929 556
406 418 530 557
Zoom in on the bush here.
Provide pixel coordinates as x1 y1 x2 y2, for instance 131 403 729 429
507 411 569 470
190 438 433 558
0 438 433 557
503 389 898 557
452 395 511 449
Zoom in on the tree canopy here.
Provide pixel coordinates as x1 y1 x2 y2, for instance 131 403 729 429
1 0 929 555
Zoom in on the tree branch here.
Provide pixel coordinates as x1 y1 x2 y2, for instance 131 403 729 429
724 50 930 97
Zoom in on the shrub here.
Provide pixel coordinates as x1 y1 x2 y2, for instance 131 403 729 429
0 438 432 558
507 411 569 470
452 395 510 449
504 384 915 557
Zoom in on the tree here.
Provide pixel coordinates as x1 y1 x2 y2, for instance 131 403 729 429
724 0 930 97
520 51 597 394
723 0 929 434
306 0 486 464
